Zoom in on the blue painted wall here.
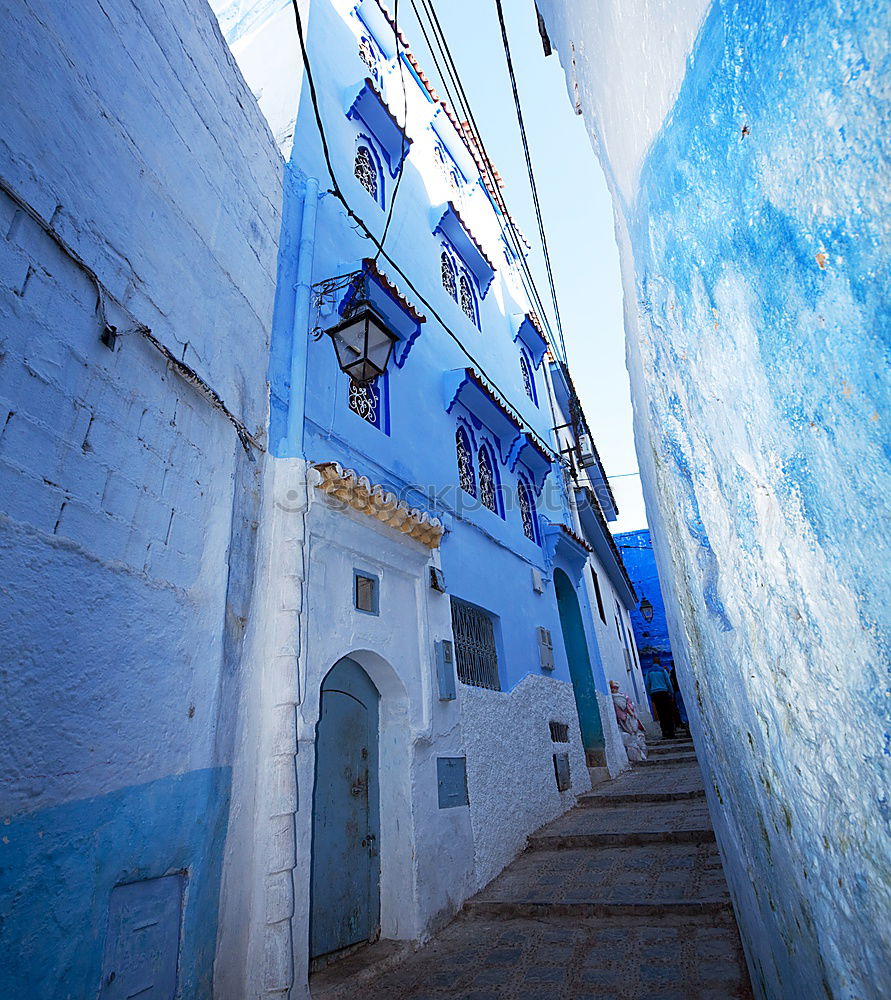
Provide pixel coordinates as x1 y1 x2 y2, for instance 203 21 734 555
614 529 673 671
626 2 891 996
0 770 231 999
281 0 596 696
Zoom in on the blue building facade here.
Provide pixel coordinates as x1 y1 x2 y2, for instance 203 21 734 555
614 528 673 673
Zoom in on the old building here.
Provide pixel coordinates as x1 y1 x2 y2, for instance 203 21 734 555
211 0 640 992
615 527 674 676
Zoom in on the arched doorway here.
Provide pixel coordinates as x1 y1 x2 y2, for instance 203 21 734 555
554 568 605 761
310 657 380 961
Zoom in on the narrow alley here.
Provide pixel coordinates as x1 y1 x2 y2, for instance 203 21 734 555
312 738 753 1000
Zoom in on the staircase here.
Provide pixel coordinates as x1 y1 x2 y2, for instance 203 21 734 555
313 737 754 999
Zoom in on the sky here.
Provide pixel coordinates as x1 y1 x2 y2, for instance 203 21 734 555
392 0 648 533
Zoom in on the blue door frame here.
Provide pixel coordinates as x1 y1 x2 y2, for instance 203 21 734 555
554 569 605 756
310 657 381 960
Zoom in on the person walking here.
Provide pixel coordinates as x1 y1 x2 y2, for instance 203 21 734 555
646 660 677 739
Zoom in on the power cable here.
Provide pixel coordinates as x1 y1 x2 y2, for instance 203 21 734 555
492 0 567 361
287 0 554 457
409 0 559 351
372 0 408 263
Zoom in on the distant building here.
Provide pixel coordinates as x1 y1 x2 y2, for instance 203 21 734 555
614 528 673 674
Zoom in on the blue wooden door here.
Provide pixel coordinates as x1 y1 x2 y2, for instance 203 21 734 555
310 657 380 960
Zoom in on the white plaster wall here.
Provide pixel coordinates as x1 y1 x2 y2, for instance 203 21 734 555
537 0 709 205
286 486 477 994
211 0 308 157
461 673 590 890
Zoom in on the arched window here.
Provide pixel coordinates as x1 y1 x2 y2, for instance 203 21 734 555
354 144 380 203
478 446 497 513
441 251 457 300
520 353 534 401
459 273 477 326
518 479 537 542
358 36 378 75
456 428 476 496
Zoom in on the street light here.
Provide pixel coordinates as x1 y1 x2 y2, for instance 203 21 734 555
325 290 397 385
639 596 654 623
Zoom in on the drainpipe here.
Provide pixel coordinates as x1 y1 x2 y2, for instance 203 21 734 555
285 175 319 456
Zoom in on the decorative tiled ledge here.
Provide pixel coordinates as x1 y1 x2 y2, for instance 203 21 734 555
311 462 444 549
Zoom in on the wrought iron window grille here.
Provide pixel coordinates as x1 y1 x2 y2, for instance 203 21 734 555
478 446 497 513
441 250 458 300
459 273 477 326
355 144 380 202
450 598 501 691
518 479 536 541
456 427 476 497
348 376 382 428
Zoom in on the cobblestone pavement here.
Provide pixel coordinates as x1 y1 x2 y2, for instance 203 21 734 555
312 739 753 1000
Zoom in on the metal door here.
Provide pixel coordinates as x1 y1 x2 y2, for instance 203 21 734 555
310 657 380 960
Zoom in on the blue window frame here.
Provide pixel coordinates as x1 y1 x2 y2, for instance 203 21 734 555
478 441 503 517
520 350 537 405
518 475 539 543
348 373 389 433
354 136 384 207
354 569 380 615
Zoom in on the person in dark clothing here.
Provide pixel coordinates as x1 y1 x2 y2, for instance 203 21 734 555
646 661 677 739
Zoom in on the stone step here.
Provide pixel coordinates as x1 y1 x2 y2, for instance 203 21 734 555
638 752 699 766
647 740 696 756
336 914 754 1000
464 898 733 920
578 787 706 806
529 828 716 849
473 843 731 912
530 799 714 848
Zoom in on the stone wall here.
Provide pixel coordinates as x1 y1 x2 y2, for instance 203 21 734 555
537 1 891 997
0 0 283 994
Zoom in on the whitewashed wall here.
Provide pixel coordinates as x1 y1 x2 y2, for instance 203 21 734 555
0 0 284 995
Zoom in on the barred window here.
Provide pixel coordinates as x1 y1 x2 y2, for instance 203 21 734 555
478 446 497 513
459 273 477 326
520 353 534 401
441 251 457 300
518 479 536 541
355 144 379 202
457 427 476 496
451 598 500 690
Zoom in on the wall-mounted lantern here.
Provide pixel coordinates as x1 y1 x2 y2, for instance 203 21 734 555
325 283 397 384
639 596 654 623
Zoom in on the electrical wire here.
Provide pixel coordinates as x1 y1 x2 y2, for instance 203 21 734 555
372 0 408 263
287 0 554 458
409 0 559 354
492 0 567 362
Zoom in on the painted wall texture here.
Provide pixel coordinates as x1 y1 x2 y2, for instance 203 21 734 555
538 1 891 997
615 528 673 670
0 0 284 995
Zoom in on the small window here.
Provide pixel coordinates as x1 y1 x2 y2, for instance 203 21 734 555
518 478 537 542
348 375 387 432
478 445 497 513
355 144 380 204
354 570 379 615
459 272 477 327
456 427 476 497
358 35 378 76
520 352 537 404
451 597 500 690
441 251 457 300
591 567 606 624
549 721 570 743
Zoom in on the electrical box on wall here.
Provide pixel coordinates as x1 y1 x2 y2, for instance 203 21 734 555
435 639 457 700
531 567 544 593
437 756 469 808
537 626 555 671
553 752 571 791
